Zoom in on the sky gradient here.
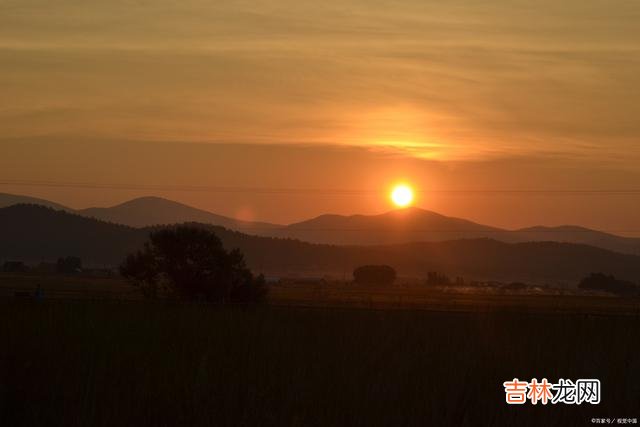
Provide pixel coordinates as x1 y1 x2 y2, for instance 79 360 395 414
1 0 639 230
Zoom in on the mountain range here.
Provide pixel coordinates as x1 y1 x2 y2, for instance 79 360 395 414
2 204 640 284
1 192 639 255
78 196 280 232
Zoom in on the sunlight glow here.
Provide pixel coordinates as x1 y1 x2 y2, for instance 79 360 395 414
390 184 414 207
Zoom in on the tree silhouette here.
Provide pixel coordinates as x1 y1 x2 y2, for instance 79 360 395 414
578 273 640 297
353 265 396 286
2 261 27 273
426 271 451 286
57 256 82 274
120 226 266 302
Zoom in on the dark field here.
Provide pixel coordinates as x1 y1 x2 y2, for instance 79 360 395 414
3 272 640 316
1 301 639 426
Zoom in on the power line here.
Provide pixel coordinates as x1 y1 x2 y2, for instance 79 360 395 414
228 228 640 233
2 179 640 196
2 179 639 234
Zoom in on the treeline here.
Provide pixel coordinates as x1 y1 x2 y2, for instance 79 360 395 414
347 266 640 297
421 270 640 296
578 273 640 297
346 264 640 297
2 256 113 277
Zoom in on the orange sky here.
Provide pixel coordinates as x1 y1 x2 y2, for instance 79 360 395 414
2 139 639 235
1 1 639 231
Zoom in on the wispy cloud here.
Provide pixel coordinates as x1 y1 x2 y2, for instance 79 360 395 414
1 0 639 163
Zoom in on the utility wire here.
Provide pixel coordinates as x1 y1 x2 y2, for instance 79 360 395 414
2 179 640 195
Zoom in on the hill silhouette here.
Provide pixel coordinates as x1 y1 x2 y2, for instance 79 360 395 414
0 192 279 234
271 207 640 255
2 204 640 284
78 196 281 231
0 204 146 265
511 225 640 256
0 192 71 211
2 192 639 255
273 207 508 245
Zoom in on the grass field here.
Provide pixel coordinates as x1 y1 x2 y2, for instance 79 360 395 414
0 273 136 300
3 272 639 316
1 301 638 426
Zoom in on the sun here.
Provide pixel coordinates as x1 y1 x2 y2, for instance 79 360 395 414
390 184 414 207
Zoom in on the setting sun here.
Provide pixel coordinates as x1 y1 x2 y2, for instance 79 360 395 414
390 184 414 207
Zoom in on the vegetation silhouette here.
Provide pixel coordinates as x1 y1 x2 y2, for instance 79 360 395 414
353 265 396 285
56 256 82 274
426 271 451 286
579 273 640 297
2 261 27 273
120 226 266 302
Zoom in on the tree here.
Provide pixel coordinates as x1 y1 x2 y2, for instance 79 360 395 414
57 256 82 274
426 271 451 286
120 226 267 302
578 273 640 297
353 265 396 286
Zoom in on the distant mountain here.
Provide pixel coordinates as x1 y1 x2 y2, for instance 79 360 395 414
273 208 640 255
272 207 507 246
2 192 639 255
78 196 281 231
512 226 640 256
0 192 280 234
0 192 71 211
2 204 640 284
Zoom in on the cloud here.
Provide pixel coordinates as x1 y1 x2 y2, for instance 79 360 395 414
1 0 639 164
